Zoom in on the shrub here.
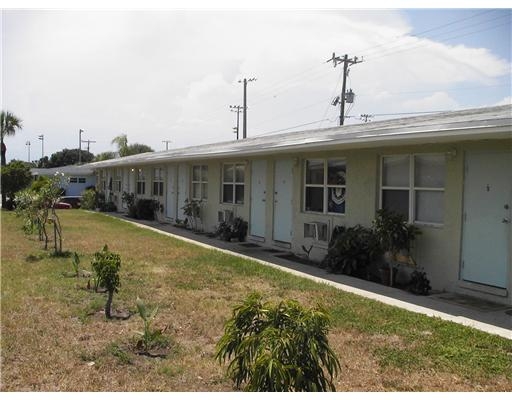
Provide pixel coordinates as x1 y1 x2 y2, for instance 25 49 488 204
134 198 158 220
232 217 248 242
408 270 431 295
122 191 135 208
81 189 96 210
181 198 202 230
215 217 248 242
321 225 382 276
100 201 117 212
91 244 121 319
215 221 233 241
1 160 32 209
373 209 421 255
216 293 340 392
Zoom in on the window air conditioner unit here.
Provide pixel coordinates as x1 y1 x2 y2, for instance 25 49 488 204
303 221 328 242
218 210 234 224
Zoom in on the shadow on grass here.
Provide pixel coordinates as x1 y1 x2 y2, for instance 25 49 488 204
49 250 73 258
25 254 47 263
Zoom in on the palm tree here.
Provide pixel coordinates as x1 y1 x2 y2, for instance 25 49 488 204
111 134 128 157
1 110 23 166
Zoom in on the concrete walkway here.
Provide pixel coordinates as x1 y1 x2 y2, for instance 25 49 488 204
107 213 512 340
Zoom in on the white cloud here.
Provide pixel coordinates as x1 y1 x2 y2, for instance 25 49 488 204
402 92 460 111
2 9 510 161
493 96 511 106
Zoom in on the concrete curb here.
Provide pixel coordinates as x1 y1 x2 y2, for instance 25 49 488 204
108 214 512 340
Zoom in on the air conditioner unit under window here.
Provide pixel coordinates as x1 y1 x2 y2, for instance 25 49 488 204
218 210 234 224
304 221 328 242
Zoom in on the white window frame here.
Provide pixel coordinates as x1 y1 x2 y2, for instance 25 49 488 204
222 162 245 205
113 168 122 192
303 158 346 215
152 167 164 197
191 165 208 201
136 168 145 195
380 153 445 227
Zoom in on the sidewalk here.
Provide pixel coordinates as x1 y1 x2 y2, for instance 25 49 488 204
107 212 512 340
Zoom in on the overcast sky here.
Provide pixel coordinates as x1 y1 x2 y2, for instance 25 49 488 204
1 7 511 163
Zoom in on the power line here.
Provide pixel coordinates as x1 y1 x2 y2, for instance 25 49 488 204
249 82 509 134
363 13 510 62
255 109 454 137
349 9 496 57
251 10 501 107
255 118 331 136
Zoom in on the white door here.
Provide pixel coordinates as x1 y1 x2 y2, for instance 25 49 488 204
166 165 177 220
273 159 293 243
461 151 512 289
177 164 189 221
250 160 267 238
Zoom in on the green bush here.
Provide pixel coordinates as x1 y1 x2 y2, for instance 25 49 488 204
81 189 96 210
91 244 121 319
133 198 158 220
216 293 340 392
321 225 382 276
1 160 32 209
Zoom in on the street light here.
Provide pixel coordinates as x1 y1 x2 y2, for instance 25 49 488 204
79 129 84 164
37 134 44 159
25 141 31 162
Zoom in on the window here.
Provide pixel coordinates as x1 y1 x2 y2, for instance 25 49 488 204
112 169 121 192
78 177 86 184
381 154 445 224
136 169 145 195
152 167 164 196
222 163 244 204
304 159 346 214
192 165 208 200
69 177 78 183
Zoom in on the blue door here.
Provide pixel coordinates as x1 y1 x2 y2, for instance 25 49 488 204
250 160 267 238
273 159 293 243
461 151 511 288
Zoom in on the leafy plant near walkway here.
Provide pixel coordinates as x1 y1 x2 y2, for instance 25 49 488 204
182 198 202 231
216 293 340 392
321 225 382 276
135 297 162 353
91 244 121 319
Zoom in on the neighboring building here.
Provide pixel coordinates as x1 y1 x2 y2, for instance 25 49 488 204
89 105 512 305
31 165 96 196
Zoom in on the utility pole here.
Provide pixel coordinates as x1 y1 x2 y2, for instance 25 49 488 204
81 138 96 153
162 140 172 150
238 77 256 139
327 53 363 126
229 105 243 140
78 129 84 164
38 134 44 159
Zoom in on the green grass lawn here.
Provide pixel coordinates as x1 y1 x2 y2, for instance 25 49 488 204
1 210 511 391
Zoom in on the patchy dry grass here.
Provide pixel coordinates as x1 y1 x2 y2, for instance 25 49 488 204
1 210 511 391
